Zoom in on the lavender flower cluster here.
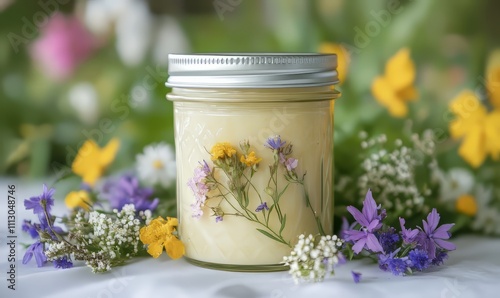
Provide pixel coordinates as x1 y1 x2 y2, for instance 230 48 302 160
343 190 456 275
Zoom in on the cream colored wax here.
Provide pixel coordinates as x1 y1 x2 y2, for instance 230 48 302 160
171 87 335 266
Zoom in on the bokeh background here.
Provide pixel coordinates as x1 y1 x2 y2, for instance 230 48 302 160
1 0 499 234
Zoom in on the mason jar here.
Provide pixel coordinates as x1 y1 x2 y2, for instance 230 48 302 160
166 54 340 271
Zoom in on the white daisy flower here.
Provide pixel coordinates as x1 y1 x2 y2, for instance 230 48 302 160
434 167 474 202
136 143 176 188
471 184 500 235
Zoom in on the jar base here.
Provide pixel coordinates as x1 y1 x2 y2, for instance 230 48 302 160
184 256 289 272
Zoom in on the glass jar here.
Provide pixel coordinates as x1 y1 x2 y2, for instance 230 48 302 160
166 54 340 271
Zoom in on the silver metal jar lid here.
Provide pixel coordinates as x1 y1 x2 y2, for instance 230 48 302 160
165 53 338 88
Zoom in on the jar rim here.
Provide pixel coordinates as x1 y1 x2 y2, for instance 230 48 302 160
166 53 339 88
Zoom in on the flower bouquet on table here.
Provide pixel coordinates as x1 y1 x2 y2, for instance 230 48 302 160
21 138 182 272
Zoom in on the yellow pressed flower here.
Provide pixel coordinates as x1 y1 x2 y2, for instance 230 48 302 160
371 48 418 118
71 138 120 187
455 194 478 216
210 142 237 161
65 190 92 210
240 151 262 167
319 42 350 85
449 90 500 168
139 216 185 259
486 49 500 110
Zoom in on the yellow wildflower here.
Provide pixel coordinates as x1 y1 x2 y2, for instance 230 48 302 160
71 138 120 187
240 151 262 167
486 49 500 110
319 42 350 85
449 90 500 168
455 194 478 216
65 190 92 210
139 216 185 259
210 142 237 160
371 48 418 118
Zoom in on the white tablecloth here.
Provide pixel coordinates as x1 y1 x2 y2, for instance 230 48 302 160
1 181 499 298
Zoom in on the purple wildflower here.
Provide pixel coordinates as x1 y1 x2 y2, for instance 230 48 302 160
340 217 356 240
24 184 55 219
215 215 223 223
399 217 419 244
408 249 430 271
416 209 456 259
378 249 409 276
22 220 39 239
23 241 47 267
345 190 384 254
377 228 400 253
102 175 159 212
265 135 286 150
336 252 347 266
284 158 298 171
431 250 448 266
53 256 73 269
255 202 269 212
351 271 362 283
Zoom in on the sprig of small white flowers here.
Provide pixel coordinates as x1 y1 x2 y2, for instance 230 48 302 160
283 234 344 284
46 204 151 273
356 131 436 216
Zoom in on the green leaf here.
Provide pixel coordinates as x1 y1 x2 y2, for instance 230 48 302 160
256 228 282 243
280 214 287 234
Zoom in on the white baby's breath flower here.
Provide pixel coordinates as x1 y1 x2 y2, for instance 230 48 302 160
283 234 344 284
136 142 176 188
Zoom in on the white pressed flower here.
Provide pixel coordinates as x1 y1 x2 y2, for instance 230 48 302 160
435 167 474 202
136 142 176 188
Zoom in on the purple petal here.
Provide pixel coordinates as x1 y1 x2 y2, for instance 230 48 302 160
434 239 456 251
344 230 366 241
433 224 455 239
352 271 362 283
362 189 378 222
347 206 369 227
23 246 34 265
352 237 367 254
426 209 440 232
367 219 380 232
366 233 384 253
422 219 430 234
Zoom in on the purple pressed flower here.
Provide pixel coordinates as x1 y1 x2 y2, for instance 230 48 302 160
378 228 400 253
284 158 298 171
54 256 73 269
351 271 362 283
215 215 223 223
188 162 212 219
408 249 430 271
399 217 419 244
23 241 47 267
265 135 286 150
24 184 55 219
417 209 456 259
255 202 269 212
200 160 211 175
22 220 39 239
431 250 448 266
345 190 384 254
102 175 159 212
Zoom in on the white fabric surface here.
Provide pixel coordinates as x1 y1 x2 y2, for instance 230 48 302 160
1 181 499 298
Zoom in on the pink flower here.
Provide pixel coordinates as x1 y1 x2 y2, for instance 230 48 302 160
30 13 99 81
